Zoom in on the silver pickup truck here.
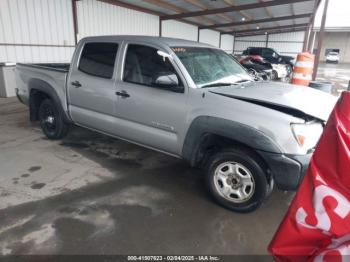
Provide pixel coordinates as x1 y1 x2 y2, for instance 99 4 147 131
15 35 337 212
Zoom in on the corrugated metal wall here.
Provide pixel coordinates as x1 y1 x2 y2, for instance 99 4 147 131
234 31 305 57
0 0 304 63
268 31 305 57
220 35 234 53
0 0 75 63
76 0 159 39
199 29 220 47
161 20 197 41
234 35 267 55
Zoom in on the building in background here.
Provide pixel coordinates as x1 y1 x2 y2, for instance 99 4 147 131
312 0 350 63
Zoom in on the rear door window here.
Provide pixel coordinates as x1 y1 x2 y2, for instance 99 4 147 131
78 42 118 79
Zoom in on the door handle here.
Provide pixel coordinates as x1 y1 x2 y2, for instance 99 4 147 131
115 90 130 98
71 80 82 88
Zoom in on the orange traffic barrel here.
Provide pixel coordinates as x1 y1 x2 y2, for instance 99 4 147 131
291 52 315 86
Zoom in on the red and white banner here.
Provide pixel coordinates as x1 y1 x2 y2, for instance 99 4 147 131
269 92 350 261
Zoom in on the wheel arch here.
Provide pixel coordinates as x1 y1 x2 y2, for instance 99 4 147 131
28 78 72 123
182 116 282 168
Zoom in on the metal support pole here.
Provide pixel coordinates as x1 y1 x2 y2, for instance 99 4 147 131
310 31 317 53
71 0 79 45
312 0 329 81
303 24 312 51
232 35 236 55
265 33 269 48
304 0 318 52
197 28 200 42
219 33 222 49
159 18 162 37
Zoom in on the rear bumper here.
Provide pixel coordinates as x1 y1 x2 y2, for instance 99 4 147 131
326 60 339 63
15 88 28 105
257 151 312 191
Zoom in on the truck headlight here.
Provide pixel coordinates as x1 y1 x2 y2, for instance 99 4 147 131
291 122 323 151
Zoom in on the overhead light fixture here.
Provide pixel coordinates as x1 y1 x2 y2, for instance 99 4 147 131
265 31 268 34
256 26 260 29
241 17 245 21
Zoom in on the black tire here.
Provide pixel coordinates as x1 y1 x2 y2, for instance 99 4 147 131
38 99 69 139
286 64 293 76
205 148 269 213
271 70 278 80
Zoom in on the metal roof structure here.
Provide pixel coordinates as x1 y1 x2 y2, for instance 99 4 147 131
99 0 321 37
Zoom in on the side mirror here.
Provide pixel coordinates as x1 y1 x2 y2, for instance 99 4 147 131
153 73 184 93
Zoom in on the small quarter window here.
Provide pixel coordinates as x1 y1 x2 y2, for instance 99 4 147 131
78 42 118 79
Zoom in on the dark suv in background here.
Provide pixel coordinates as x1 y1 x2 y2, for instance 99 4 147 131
242 47 295 75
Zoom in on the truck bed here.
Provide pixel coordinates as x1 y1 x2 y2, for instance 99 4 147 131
16 63 70 72
15 63 70 113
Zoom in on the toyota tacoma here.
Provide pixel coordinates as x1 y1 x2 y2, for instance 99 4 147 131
15 36 337 212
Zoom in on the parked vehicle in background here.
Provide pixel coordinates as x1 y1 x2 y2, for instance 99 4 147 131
326 51 340 64
242 47 295 76
241 55 288 80
15 36 337 213
239 56 272 80
271 63 289 80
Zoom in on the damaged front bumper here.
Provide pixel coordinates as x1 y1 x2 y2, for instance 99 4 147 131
257 150 312 191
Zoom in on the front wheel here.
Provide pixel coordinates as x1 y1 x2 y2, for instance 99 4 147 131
271 70 278 80
205 148 270 213
38 99 69 139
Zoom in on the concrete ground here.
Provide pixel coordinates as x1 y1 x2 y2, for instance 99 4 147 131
317 62 350 95
0 97 294 255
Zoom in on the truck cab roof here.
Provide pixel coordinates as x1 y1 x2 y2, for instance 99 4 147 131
79 35 215 49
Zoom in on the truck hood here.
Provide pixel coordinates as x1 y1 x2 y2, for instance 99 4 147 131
210 81 338 121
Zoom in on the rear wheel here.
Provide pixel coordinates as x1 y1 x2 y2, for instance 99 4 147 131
205 148 270 213
38 99 69 139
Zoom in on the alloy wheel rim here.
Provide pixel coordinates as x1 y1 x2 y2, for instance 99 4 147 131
40 104 56 133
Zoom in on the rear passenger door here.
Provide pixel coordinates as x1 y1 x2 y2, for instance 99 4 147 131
114 43 188 155
68 41 120 134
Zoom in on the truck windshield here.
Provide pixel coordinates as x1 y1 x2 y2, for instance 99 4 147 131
172 47 251 88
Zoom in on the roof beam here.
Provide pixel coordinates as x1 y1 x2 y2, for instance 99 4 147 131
223 0 255 30
235 28 307 38
227 23 309 35
161 0 313 20
142 0 215 26
98 0 203 28
98 0 163 16
183 0 234 23
201 13 312 29
258 0 279 27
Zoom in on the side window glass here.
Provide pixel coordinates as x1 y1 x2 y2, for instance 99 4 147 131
123 44 181 86
263 49 274 57
78 42 118 79
250 48 259 55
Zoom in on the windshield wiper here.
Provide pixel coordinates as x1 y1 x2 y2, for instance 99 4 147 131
201 82 234 88
233 79 252 84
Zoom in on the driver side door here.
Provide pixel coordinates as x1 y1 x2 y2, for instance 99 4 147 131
114 43 188 156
